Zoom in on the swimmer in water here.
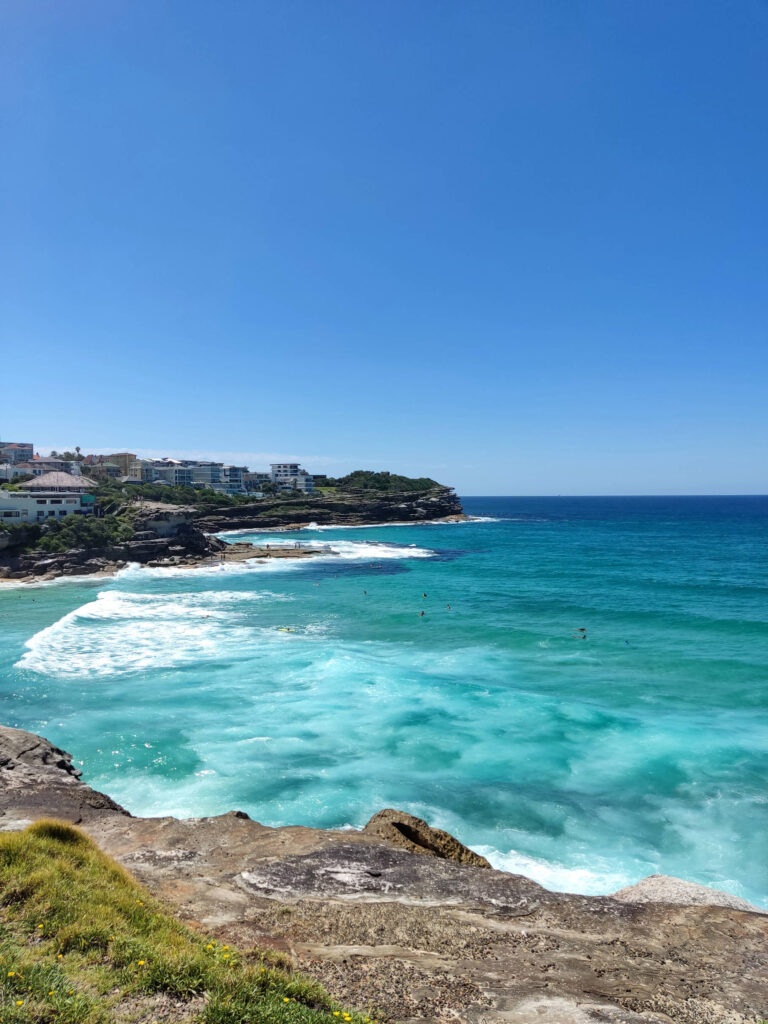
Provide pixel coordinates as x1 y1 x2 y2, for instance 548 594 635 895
419 610 425 617
446 604 451 610
422 593 428 598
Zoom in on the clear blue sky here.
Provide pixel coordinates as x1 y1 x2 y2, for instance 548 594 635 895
1 1 766 494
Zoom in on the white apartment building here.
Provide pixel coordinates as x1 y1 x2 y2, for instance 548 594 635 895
270 463 314 493
0 472 96 523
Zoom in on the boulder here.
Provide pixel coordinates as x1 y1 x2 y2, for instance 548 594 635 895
363 808 491 868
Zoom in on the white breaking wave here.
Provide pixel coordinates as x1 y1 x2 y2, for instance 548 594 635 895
218 519 459 535
113 558 303 582
475 845 633 895
208 536 435 562
15 588 275 678
310 539 433 561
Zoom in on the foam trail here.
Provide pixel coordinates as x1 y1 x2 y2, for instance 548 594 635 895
475 846 633 895
212 536 436 561
16 589 263 677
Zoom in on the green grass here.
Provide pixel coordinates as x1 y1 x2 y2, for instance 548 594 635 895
0 821 380 1024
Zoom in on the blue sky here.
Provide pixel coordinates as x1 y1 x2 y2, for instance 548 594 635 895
1 1 766 494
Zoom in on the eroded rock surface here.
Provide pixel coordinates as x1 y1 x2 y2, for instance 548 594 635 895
362 808 492 868
1 726 766 1024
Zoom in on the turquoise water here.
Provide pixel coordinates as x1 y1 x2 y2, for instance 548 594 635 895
2 496 767 906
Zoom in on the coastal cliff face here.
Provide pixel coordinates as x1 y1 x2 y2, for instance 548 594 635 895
1 726 766 1024
193 487 465 532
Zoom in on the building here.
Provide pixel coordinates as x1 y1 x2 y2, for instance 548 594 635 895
244 471 271 490
0 463 31 482
151 459 195 487
101 453 136 476
127 459 158 483
18 456 83 476
87 462 121 480
270 463 301 482
0 442 34 464
191 462 224 488
0 472 97 523
270 463 315 493
222 465 247 494
23 472 96 493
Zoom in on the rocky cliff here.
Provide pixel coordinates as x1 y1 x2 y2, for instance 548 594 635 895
193 487 465 532
1 726 765 1024
0 524 226 581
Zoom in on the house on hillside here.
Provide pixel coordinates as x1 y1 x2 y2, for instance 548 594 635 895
0 472 97 523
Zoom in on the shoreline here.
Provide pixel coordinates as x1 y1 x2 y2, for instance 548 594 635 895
0 539 332 588
1 724 765 1024
0 512 468 587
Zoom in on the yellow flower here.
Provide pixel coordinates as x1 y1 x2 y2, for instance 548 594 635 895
284 997 290 1002
206 944 213 950
49 991 54 996
16 1001 23 1006
57 954 63 959
7 971 15 976
37 924 44 929
138 960 146 966
222 953 230 958
222 945 229 950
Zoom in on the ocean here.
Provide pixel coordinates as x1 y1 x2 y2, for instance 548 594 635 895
1 495 767 907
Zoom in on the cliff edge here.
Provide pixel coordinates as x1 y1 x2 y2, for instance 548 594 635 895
1 726 766 1024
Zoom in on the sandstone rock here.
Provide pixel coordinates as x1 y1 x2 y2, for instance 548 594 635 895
1 725 766 1024
0 726 128 824
611 874 765 914
363 808 491 868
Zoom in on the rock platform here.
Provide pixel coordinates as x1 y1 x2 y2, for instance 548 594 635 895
1 725 766 1024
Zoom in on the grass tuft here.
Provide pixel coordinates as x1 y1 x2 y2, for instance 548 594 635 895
0 821 381 1023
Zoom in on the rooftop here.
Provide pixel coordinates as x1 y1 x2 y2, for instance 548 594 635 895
22 472 97 490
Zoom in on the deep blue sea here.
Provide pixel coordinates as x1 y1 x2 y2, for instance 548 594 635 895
1 496 767 906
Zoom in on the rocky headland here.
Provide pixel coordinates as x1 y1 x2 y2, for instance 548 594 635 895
1 725 765 1024
0 487 464 583
192 487 465 532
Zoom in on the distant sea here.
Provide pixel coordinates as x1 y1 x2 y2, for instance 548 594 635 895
2 496 767 907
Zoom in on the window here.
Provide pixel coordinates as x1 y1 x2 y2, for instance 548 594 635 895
50 499 62 505
36 499 47 505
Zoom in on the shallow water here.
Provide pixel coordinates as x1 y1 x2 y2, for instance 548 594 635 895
2 496 767 906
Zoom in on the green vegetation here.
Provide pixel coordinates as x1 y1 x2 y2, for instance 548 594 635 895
93 480 253 509
32 515 134 554
0 821 377 1024
325 471 442 493
0 515 134 556
0 475 34 490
